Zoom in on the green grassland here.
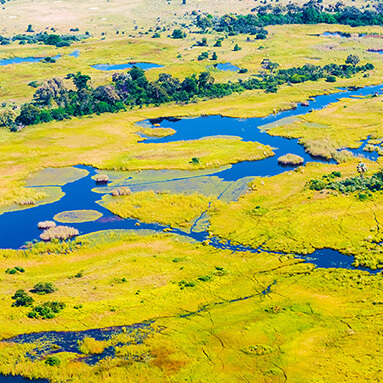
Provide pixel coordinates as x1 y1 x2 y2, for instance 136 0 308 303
2 0 383 381
268 95 383 159
98 191 222 228
0 231 383 382
209 159 383 269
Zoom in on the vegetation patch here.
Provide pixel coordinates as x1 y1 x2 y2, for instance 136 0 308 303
40 225 79 241
99 191 219 227
54 210 103 223
78 337 107 355
278 153 304 165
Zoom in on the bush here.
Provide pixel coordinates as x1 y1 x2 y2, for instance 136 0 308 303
30 282 57 295
233 44 241 51
171 29 185 39
326 76 336 82
6 266 25 274
11 289 34 307
28 301 66 319
45 356 61 366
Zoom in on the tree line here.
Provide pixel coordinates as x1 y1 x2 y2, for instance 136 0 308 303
0 56 373 130
195 2 383 34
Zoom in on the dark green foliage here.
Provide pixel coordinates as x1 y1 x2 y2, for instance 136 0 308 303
152 32 161 38
45 356 61 366
11 289 34 307
195 6 383 34
179 280 196 289
198 275 212 282
326 76 336 82
214 40 222 47
11 32 88 47
212 52 218 60
6 266 25 274
42 56 56 63
346 54 360 66
197 52 209 61
308 179 327 191
27 81 40 88
191 157 200 165
11 57 374 129
233 44 241 51
30 282 57 295
171 29 185 39
239 68 248 73
28 301 66 319
309 170 383 196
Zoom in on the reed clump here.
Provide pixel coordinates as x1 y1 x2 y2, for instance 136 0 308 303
95 174 109 183
111 187 132 196
277 153 304 165
40 225 79 241
17 199 35 206
37 221 56 229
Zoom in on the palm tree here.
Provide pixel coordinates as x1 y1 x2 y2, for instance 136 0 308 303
357 162 367 178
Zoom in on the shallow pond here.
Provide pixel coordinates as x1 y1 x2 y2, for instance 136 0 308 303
0 55 61 66
91 62 163 71
321 32 366 38
214 62 240 72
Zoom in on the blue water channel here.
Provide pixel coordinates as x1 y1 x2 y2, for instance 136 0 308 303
0 82 382 272
1 83 383 382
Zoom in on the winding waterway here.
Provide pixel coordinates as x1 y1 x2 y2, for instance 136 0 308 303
1 82 383 383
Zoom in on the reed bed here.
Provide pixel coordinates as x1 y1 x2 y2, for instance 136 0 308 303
40 226 79 241
37 221 56 230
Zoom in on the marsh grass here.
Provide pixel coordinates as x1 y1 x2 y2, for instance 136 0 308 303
99 191 219 227
78 337 107 355
94 174 109 183
277 153 304 165
111 187 132 196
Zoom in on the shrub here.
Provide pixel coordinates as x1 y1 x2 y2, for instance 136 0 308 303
309 179 326 191
326 76 336 82
171 29 185 39
234 44 241 51
11 289 34 307
197 52 209 61
6 266 25 274
30 282 57 295
28 301 66 319
45 356 61 366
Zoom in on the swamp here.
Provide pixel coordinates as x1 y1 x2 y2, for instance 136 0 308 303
1 0 383 381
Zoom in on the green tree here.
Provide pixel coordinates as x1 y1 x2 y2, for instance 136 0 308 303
357 162 367 178
233 44 241 51
346 54 360 66
171 29 185 39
